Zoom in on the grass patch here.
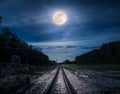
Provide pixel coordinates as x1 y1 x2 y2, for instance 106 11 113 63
0 66 56 94
63 64 120 71
0 80 28 94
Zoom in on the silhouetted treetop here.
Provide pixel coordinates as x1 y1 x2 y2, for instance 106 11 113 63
0 16 2 25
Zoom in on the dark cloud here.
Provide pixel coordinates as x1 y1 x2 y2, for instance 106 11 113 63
66 46 78 48
80 46 100 50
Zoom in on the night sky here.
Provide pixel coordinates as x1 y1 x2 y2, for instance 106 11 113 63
0 0 120 62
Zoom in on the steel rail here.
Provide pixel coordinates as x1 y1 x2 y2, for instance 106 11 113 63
44 67 60 94
62 67 77 94
44 66 77 94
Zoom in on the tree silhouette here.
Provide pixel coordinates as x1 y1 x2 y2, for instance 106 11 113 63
75 41 120 64
0 16 2 25
0 27 52 65
0 17 54 66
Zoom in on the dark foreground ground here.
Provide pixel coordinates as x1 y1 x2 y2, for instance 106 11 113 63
0 64 120 94
64 64 120 94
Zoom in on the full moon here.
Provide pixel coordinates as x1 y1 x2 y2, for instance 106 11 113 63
53 11 67 25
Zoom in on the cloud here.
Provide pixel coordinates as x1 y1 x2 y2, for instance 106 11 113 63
28 40 101 61
80 46 99 50
0 0 120 61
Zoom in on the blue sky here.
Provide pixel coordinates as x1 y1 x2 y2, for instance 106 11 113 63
0 0 120 62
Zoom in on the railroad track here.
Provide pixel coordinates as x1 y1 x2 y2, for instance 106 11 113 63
44 66 77 94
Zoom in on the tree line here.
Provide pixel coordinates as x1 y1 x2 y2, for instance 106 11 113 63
75 41 120 64
0 17 53 66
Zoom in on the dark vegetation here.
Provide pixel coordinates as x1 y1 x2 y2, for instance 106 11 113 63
0 66 55 94
0 16 56 94
63 41 120 71
75 41 120 64
0 17 54 66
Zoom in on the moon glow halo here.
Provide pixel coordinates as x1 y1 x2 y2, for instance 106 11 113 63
53 11 67 25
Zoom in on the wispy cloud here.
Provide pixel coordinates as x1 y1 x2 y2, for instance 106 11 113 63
28 40 101 61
